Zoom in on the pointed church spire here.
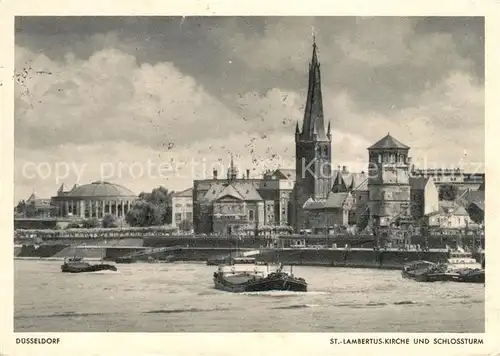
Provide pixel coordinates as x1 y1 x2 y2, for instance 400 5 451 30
227 154 238 181
295 121 300 135
300 36 326 141
311 32 318 66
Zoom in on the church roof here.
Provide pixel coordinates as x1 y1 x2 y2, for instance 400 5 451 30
368 133 409 150
203 181 263 202
214 184 245 201
202 184 226 202
303 192 350 210
271 169 296 180
298 39 328 141
331 170 368 192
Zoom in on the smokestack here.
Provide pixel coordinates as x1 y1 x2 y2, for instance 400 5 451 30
246 169 250 179
213 169 218 179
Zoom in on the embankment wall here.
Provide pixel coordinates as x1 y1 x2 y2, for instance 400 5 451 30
255 248 451 269
15 243 455 270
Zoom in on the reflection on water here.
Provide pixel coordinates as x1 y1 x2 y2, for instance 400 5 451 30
15 260 484 332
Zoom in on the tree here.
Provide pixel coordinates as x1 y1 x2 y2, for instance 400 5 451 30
81 218 100 228
439 184 458 201
125 200 165 227
102 214 119 228
178 219 193 232
15 200 27 214
138 186 174 224
15 200 37 217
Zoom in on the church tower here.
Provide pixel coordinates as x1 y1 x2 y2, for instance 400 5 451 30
293 37 332 231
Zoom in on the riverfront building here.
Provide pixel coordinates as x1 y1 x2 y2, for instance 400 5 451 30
51 181 138 219
192 158 294 235
411 168 484 191
171 188 194 228
188 37 484 235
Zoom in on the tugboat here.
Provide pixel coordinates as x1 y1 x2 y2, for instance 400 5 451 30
207 254 233 266
213 257 307 292
61 256 117 273
402 248 484 283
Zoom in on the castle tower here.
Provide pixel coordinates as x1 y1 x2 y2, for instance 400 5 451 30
367 133 411 227
293 38 332 231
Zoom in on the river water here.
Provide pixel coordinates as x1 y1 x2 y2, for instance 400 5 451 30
14 260 484 332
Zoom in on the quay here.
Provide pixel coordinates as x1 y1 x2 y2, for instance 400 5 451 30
14 229 484 270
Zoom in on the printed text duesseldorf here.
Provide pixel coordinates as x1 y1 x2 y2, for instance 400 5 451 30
16 338 60 345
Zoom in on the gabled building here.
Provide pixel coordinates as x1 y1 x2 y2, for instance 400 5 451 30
193 158 294 235
409 176 439 221
411 168 484 191
302 191 355 230
425 201 473 229
330 167 369 226
172 188 193 228
23 191 57 217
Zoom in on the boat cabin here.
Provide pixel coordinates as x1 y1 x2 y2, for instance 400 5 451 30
447 252 477 264
230 257 256 265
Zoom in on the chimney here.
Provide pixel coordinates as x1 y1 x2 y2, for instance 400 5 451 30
342 165 348 173
246 169 250 179
213 169 218 179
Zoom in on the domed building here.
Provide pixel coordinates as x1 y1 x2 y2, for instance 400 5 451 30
51 181 138 219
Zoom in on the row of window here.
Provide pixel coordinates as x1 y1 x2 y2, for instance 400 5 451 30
174 212 193 222
175 203 192 208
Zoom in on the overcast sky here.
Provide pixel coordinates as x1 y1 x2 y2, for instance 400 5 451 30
14 16 484 201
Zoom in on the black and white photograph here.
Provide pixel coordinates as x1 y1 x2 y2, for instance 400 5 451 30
10 15 487 336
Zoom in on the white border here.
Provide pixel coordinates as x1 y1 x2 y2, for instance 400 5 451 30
1 1 499 355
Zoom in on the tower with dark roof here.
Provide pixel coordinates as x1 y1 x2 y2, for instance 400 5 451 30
293 38 332 231
367 133 412 227
227 155 239 181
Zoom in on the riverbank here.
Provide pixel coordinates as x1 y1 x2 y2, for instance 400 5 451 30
14 243 472 270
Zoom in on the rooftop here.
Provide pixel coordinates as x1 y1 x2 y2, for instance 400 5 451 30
173 188 193 198
63 181 136 198
368 133 409 150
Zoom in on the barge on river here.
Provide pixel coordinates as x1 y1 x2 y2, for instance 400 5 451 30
61 256 117 273
213 257 307 293
402 250 484 283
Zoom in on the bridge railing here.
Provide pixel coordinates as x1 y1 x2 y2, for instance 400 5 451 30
14 226 179 240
